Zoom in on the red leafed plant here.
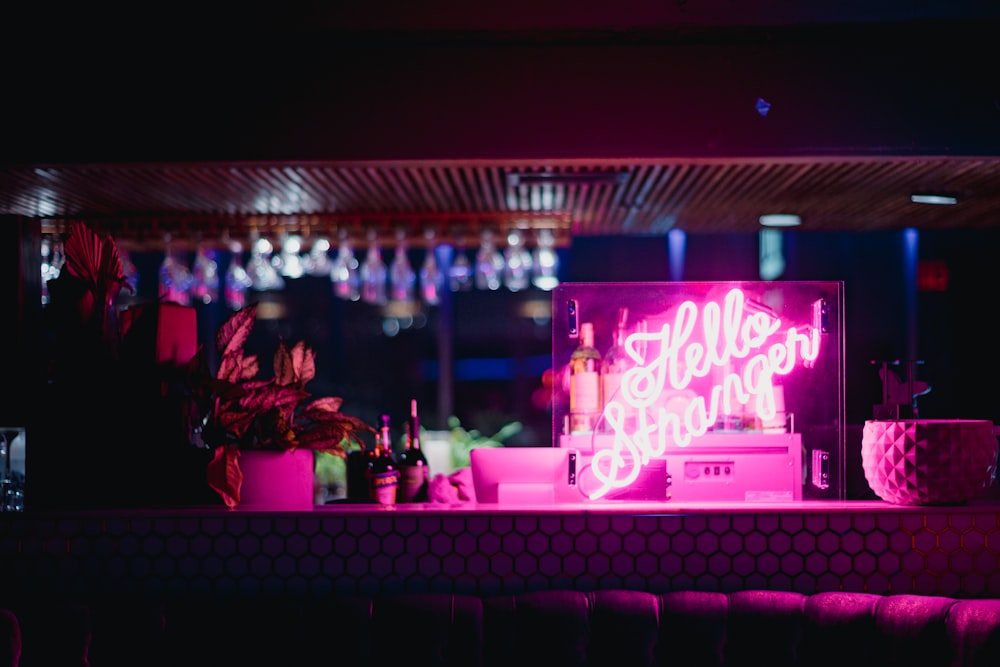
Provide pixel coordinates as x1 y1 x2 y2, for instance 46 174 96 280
184 303 374 508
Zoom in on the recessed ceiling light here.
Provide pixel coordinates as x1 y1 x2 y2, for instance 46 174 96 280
910 193 958 205
758 214 801 228
506 171 628 187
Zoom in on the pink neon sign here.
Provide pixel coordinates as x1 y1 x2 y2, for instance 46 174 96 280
589 287 822 500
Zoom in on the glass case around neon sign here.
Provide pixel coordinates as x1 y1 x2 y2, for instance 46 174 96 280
552 281 845 503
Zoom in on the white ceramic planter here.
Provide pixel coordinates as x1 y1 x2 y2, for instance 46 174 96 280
237 449 315 510
861 419 998 505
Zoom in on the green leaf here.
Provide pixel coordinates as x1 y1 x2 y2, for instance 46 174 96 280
492 421 524 442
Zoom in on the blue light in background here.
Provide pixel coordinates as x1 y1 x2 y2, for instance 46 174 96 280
421 354 552 381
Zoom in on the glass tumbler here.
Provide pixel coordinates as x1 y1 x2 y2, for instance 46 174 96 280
0 427 26 512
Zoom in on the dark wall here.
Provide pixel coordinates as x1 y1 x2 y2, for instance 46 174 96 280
0 217 42 426
7 28 999 165
915 229 1000 421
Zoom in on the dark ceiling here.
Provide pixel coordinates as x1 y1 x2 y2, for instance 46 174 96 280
4 1 1000 243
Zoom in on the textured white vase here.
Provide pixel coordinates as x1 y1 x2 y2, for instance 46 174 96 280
237 449 315 510
861 419 998 505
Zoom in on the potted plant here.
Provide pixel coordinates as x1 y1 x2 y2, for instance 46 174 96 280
183 303 374 508
442 415 521 471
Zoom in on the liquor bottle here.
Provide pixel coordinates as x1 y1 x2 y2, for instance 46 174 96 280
398 399 430 502
346 437 375 500
363 430 382 498
601 307 633 432
569 321 602 434
368 414 399 504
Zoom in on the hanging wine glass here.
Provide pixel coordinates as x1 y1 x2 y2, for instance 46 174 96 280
419 228 443 306
40 233 64 306
119 246 140 296
277 232 305 279
158 234 193 306
330 230 360 301
112 245 140 312
0 427 26 512
304 236 334 277
224 239 253 310
189 241 220 304
448 234 473 292
360 228 388 305
531 227 560 290
389 228 416 303
247 232 285 291
474 229 504 291
503 228 533 292
40 236 53 306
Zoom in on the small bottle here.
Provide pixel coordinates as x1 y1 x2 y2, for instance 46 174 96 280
368 415 399 504
601 306 638 433
363 432 382 496
398 399 430 502
601 307 634 432
569 321 602 434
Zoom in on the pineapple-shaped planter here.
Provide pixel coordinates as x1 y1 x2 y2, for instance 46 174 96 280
861 419 998 505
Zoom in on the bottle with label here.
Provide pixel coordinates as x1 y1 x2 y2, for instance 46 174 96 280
601 307 634 432
368 414 399 504
569 321 602 434
398 399 430 502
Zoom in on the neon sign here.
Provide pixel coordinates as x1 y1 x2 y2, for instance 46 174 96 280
589 287 822 499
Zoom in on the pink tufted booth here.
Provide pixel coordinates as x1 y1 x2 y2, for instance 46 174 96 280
2 589 999 666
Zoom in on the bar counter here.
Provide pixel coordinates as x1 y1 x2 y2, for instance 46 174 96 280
3 500 1000 599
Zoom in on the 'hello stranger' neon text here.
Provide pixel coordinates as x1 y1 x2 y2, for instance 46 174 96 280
589 288 822 499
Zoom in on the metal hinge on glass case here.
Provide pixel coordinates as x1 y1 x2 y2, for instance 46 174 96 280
811 449 830 490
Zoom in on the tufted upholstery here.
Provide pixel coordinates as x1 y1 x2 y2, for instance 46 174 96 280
1 589 999 667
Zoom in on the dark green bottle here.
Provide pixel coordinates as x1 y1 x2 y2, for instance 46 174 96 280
398 399 430 502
